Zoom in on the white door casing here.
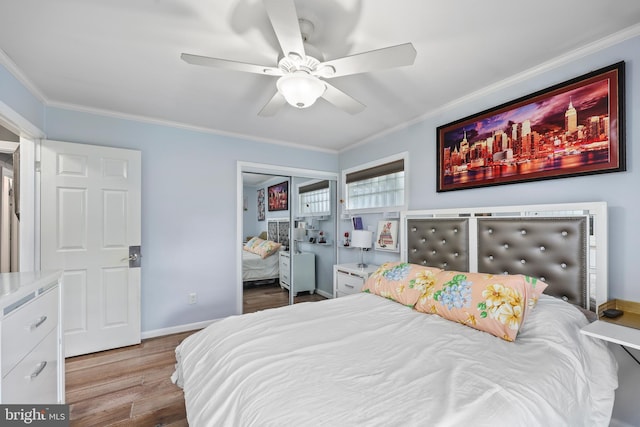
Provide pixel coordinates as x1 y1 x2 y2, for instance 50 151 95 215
41 140 141 357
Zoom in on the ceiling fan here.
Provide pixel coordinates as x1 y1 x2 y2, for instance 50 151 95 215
180 0 417 116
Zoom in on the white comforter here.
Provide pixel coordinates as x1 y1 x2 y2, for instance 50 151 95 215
242 250 279 281
173 293 617 427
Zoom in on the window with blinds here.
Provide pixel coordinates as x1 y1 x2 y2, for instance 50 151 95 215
299 180 330 215
344 156 406 211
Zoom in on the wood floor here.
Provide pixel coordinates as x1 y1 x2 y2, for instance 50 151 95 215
243 282 327 313
66 331 194 426
66 284 326 426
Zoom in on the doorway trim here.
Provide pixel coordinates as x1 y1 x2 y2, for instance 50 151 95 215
0 103 44 272
237 161 338 314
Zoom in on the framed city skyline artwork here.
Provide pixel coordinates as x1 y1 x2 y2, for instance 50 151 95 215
436 61 625 192
267 181 288 211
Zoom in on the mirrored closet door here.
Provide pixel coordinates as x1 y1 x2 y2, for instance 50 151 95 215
241 170 337 312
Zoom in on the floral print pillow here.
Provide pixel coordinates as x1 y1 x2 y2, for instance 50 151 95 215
362 262 443 307
414 271 547 341
252 240 282 259
244 237 264 252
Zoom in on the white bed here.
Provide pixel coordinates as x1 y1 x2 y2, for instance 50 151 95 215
241 250 280 282
174 202 618 426
242 218 289 284
173 293 616 426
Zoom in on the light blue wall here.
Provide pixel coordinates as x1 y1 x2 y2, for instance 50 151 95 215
43 108 338 331
0 65 45 131
242 185 259 239
340 34 640 426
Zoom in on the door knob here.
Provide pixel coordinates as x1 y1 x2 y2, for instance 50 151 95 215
122 246 142 268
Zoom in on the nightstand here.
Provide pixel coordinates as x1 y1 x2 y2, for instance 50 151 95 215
333 263 379 298
581 321 640 351
581 300 640 351
279 251 316 297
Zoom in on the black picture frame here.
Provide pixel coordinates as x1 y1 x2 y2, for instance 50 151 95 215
436 61 625 192
257 188 265 221
267 181 288 211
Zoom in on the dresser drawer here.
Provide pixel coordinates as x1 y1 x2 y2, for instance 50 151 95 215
336 273 364 295
2 328 58 403
280 269 290 283
279 254 290 269
2 288 58 376
279 252 290 286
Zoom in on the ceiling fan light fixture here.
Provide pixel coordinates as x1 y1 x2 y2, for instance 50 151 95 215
276 72 326 109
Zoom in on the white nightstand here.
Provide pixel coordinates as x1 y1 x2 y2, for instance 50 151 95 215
333 263 379 298
279 251 316 297
581 321 640 351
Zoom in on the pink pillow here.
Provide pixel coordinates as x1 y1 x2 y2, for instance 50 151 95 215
251 240 282 259
414 271 547 341
244 237 264 252
362 262 443 307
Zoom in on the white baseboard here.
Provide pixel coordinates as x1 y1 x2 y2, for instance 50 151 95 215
143 289 333 340
141 319 221 340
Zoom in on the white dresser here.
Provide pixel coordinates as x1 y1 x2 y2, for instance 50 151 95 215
0 271 63 404
333 263 379 298
279 251 316 296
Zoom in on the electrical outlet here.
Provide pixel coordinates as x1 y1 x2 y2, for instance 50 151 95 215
188 293 197 305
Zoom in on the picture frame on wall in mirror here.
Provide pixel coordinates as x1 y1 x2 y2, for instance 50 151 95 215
257 188 265 221
436 61 625 192
268 181 288 211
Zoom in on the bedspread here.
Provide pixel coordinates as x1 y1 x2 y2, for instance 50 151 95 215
173 293 617 427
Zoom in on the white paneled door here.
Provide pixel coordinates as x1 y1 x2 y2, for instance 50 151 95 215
41 140 141 357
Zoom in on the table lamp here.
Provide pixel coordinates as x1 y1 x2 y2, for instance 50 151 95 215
351 230 373 268
293 227 306 253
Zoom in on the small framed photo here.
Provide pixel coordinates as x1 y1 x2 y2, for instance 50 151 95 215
375 220 399 252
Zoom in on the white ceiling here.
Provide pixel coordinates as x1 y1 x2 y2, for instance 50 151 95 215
1 0 640 152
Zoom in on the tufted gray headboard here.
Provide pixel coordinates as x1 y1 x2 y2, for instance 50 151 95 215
402 203 607 311
267 219 290 248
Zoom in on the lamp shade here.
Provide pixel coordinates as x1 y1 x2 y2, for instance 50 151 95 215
276 72 326 109
294 227 306 241
351 230 373 249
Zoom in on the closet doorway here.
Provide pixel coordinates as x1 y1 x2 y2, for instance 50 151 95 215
0 124 21 272
0 107 40 273
238 163 338 314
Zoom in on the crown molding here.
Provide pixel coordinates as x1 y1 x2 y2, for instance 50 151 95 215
0 49 48 104
343 22 640 153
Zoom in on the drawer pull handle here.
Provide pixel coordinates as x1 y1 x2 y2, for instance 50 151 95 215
344 284 355 289
29 315 48 331
29 361 47 380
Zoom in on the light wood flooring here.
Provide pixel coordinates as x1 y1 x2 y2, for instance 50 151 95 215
243 281 327 313
65 284 326 426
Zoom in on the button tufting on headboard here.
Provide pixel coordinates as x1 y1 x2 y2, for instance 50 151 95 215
477 217 587 308
406 218 469 272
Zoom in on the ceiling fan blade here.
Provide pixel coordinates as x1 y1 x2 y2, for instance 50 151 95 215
258 91 287 117
321 83 366 115
181 53 282 76
263 0 305 59
319 43 417 78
